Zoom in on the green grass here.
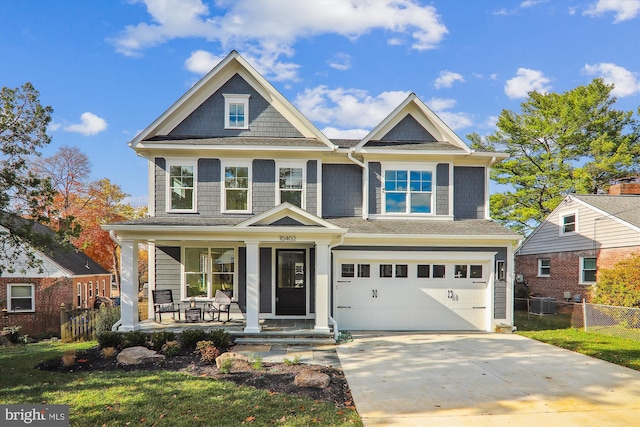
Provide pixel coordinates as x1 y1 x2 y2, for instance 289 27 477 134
514 310 640 371
0 342 361 427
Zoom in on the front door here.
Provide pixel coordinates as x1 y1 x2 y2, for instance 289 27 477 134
276 249 306 315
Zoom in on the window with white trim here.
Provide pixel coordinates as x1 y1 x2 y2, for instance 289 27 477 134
7 283 34 312
222 161 251 212
223 94 250 129
560 213 577 235
383 167 433 214
580 257 597 284
538 259 550 277
167 161 196 212
184 247 235 299
277 164 305 208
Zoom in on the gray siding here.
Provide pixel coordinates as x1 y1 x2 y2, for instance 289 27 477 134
380 114 437 142
169 74 303 138
454 166 485 219
155 158 166 215
494 281 507 319
322 164 362 217
306 160 318 215
155 246 181 299
253 159 275 214
198 158 219 216
368 162 382 216
260 248 272 313
436 163 449 215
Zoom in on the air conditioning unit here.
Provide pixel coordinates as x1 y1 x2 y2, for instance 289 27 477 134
530 297 557 314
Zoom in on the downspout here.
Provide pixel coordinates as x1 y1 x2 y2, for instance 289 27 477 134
347 149 369 220
328 232 346 341
108 230 123 332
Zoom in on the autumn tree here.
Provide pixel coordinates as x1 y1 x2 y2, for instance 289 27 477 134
0 82 57 275
469 78 640 235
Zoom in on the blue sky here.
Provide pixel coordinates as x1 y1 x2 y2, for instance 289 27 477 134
1 0 639 207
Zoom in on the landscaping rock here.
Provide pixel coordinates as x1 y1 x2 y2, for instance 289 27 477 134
216 351 250 371
116 346 165 365
294 369 330 388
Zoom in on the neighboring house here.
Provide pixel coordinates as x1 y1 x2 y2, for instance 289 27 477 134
0 222 112 337
516 182 640 302
104 51 521 334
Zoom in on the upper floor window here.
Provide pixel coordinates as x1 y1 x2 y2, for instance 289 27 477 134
278 165 304 208
167 161 196 212
384 168 433 214
560 212 577 235
223 161 251 212
7 283 34 312
223 94 250 129
580 257 597 284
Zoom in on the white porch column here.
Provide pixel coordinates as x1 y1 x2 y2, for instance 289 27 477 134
244 240 261 333
314 240 331 333
119 239 139 331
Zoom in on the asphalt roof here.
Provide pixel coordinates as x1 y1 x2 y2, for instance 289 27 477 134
143 136 331 148
573 194 640 228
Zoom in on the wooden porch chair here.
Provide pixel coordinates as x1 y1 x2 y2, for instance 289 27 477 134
205 290 232 322
152 289 181 322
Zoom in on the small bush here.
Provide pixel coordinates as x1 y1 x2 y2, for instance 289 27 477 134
180 329 206 349
97 331 123 349
219 357 233 374
2 326 23 344
150 331 176 351
206 329 232 349
102 347 118 359
161 340 181 357
195 340 220 364
123 331 147 348
96 306 121 334
252 355 263 371
283 356 301 366
62 349 76 367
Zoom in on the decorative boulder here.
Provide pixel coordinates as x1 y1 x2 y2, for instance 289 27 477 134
116 346 165 365
215 352 250 371
294 369 330 389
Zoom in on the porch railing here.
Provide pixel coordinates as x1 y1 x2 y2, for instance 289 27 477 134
59 304 98 343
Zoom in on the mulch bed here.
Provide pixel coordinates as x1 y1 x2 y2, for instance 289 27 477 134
36 346 354 408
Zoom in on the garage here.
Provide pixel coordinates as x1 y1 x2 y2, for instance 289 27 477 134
334 251 496 331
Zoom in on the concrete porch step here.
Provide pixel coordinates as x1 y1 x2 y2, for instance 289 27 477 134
234 337 336 346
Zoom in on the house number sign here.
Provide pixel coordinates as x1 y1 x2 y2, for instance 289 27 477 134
280 235 296 241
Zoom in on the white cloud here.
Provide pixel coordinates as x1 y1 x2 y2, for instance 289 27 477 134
321 126 369 139
123 195 149 208
583 63 640 97
185 50 226 74
584 0 640 23
64 112 108 136
48 122 62 132
434 70 464 89
521 0 549 8
327 52 351 71
112 0 448 80
504 68 552 99
295 86 409 129
426 97 473 130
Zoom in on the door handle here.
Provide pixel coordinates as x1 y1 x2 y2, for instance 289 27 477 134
372 289 378 298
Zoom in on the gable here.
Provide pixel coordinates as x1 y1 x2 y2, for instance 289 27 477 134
269 216 306 226
169 74 304 139
380 114 437 142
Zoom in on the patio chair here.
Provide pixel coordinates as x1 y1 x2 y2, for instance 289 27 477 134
205 290 232 322
152 289 181 322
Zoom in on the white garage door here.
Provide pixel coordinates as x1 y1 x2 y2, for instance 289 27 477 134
335 253 493 331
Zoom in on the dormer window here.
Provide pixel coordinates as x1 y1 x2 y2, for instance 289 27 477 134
223 94 250 129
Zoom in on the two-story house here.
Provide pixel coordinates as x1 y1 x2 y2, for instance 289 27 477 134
104 51 521 335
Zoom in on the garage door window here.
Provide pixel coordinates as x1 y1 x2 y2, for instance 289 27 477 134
417 264 430 278
380 264 393 278
358 264 370 278
433 265 446 278
470 265 483 279
454 265 468 278
396 265 408 278
341 264 355 278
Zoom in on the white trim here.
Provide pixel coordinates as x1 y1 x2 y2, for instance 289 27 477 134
317 160 323 217
165 159 198 213
221 159 252 213
381 162 436 216
223 94 250 129
537 258 551 277
579 256 597 285
7 283 35 312
148 157 155 216
275 160 306 209
559 210 578 236
181 246 238 301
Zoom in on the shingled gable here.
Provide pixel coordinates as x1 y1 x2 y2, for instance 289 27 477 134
236 202 345 230
355 93 473 153
129 50 334 150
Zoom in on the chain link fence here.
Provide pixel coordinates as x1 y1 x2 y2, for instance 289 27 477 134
574 302 640 341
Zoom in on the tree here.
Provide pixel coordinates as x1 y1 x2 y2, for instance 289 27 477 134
591 254 640 308
469 78 640 235
0 82 56 275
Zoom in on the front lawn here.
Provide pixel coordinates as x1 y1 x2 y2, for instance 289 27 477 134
514 310 640 371
0 341 361 426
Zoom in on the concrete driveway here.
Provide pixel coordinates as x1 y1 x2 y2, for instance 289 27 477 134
336 333 640 426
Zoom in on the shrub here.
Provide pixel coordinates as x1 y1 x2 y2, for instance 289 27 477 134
2 326 23 344
161 340 181 357
206 329 232 349
97 331 123 349
591 254 640 308
252 355 263 371
218 357 233 374
283 356 301 366
150 331 176 351
96 306 121 334
123 331 147 348
195 340 220 364
180 329 206 349
102 347 118 359
62 349 76 367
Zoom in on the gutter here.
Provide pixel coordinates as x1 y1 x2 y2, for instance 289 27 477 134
347 149 369 220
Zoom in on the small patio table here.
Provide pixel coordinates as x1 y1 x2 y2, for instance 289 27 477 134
184 307 202 323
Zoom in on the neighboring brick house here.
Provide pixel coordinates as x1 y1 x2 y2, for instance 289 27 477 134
515 182 640 302
0 222 112 337
104 51 521 334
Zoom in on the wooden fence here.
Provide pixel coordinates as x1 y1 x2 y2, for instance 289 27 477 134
60 304 98 343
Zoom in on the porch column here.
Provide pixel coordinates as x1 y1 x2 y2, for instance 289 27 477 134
119 239 139 331
314 240 331 333
244 240 261 333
